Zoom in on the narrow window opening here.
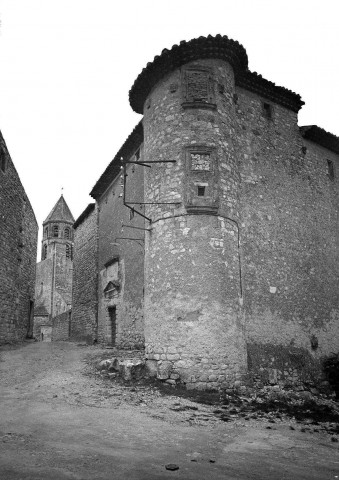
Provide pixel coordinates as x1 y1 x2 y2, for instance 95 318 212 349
129 208 135 220
53 225 59 237
108 306 117 346
64 228 70 239
42 244 47 260
66 244 71 259
135 149 140 161
0 149 7 173
327 160 335 180
197 186 206 197
263 102 272 119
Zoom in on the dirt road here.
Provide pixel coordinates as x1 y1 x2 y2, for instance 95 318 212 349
0 341 338 480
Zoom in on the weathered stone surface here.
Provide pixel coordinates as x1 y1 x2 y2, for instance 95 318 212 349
0 131 38 343
157 361 172 380
119 359 145 381
74 35 339 391
71 204 97 343
145 359 158 377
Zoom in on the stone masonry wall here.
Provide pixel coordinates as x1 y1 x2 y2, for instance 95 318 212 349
97 150 144 349
35 242 73 320
52 311 70 341
139 55 338 390
0 132 38 343
33 315 50 339
71 204 98 343
236 87 339 386
34 258 53 316
142 59 247 389
53 242 73 315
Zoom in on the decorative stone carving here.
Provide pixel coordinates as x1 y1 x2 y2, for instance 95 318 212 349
182 67 216 109
191 153 211 171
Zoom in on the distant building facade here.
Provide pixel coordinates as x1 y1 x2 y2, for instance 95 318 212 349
0 130 38 343
34 195 74 341
72 35 339 390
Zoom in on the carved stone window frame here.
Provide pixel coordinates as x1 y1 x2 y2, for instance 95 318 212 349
181 66 216 110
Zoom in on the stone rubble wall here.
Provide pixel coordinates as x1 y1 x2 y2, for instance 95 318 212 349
96 151 145 349
0 132 38 343
235 87 339 386
52 310 70 341
142 59 248 389
71 204 98 343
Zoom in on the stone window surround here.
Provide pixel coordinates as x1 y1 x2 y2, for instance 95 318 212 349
184 145 218 215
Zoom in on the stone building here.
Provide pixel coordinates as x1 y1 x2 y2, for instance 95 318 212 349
0 130 38 343
34 195 74 341
70 203 98 344
72 35 339 390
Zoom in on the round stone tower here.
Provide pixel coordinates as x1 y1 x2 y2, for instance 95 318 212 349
129 35 248 389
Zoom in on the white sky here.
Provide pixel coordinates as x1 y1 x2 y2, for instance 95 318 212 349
0 0 338 258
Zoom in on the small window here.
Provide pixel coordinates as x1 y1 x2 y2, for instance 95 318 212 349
129 208 134 220
197 186 206 197
0 148 7 173
135 149 140 161
64 228 70 239
263 102 272 119
66 244 72 259
104 281 120 299
44 227 48 239
42 244 47 260
53 225 59 237
327 160 335 180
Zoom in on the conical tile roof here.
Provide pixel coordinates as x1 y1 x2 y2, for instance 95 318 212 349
44 195 74 224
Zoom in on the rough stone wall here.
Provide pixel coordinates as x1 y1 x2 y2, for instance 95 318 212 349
52 311 70 341
35 258 53 316
97 151 144 349
71 204 98 343
35 242 73 319
236 87 339 386
0 132 38 343
139 56 339 390
142 59 247 389
53 243 73 314
33 316 50 339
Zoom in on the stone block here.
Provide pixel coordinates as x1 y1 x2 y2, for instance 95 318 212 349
119 359 145 381
167 353 180 361
157 360 172 380
145 359 158 377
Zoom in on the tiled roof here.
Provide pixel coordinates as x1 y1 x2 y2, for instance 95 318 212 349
44 195 75 224
300 126 339 154
90 121 143 200
129 34 304 114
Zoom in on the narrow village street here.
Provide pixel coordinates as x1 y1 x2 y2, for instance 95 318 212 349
0 341 338 480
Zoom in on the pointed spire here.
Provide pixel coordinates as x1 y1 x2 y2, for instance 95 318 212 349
44 195 75 224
